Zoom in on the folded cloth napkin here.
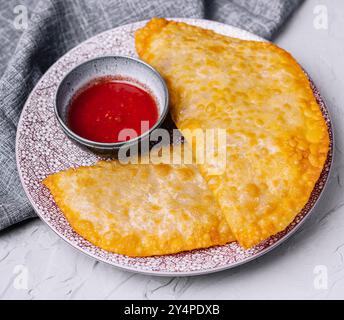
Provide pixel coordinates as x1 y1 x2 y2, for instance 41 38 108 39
0 0 303 230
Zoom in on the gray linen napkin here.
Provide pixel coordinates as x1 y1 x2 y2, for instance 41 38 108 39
0 0 303 230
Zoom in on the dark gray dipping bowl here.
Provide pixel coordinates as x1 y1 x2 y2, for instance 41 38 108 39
55 55 169 154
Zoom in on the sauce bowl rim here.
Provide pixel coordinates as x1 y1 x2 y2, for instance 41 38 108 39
54 55 169 149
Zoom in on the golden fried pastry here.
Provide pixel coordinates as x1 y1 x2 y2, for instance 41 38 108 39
43 150 234 257
136 18 330 248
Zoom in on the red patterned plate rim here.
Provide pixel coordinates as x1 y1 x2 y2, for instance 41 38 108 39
15 18 334 276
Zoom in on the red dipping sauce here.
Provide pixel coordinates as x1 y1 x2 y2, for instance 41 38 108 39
68 78 159 143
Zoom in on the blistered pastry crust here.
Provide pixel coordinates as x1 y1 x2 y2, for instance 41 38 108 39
136 18 330 248
43 156 234 257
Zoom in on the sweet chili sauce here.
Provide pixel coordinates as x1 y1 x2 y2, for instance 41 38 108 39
68 77 159 143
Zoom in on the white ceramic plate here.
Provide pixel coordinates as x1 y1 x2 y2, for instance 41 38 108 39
16 19 333 276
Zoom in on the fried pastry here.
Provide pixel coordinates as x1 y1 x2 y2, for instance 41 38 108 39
135 18 330 248
43 150 234 257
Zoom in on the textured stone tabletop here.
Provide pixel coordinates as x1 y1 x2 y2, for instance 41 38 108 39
1 0 343 300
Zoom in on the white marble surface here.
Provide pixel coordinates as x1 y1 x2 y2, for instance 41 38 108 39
1 0 344 300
